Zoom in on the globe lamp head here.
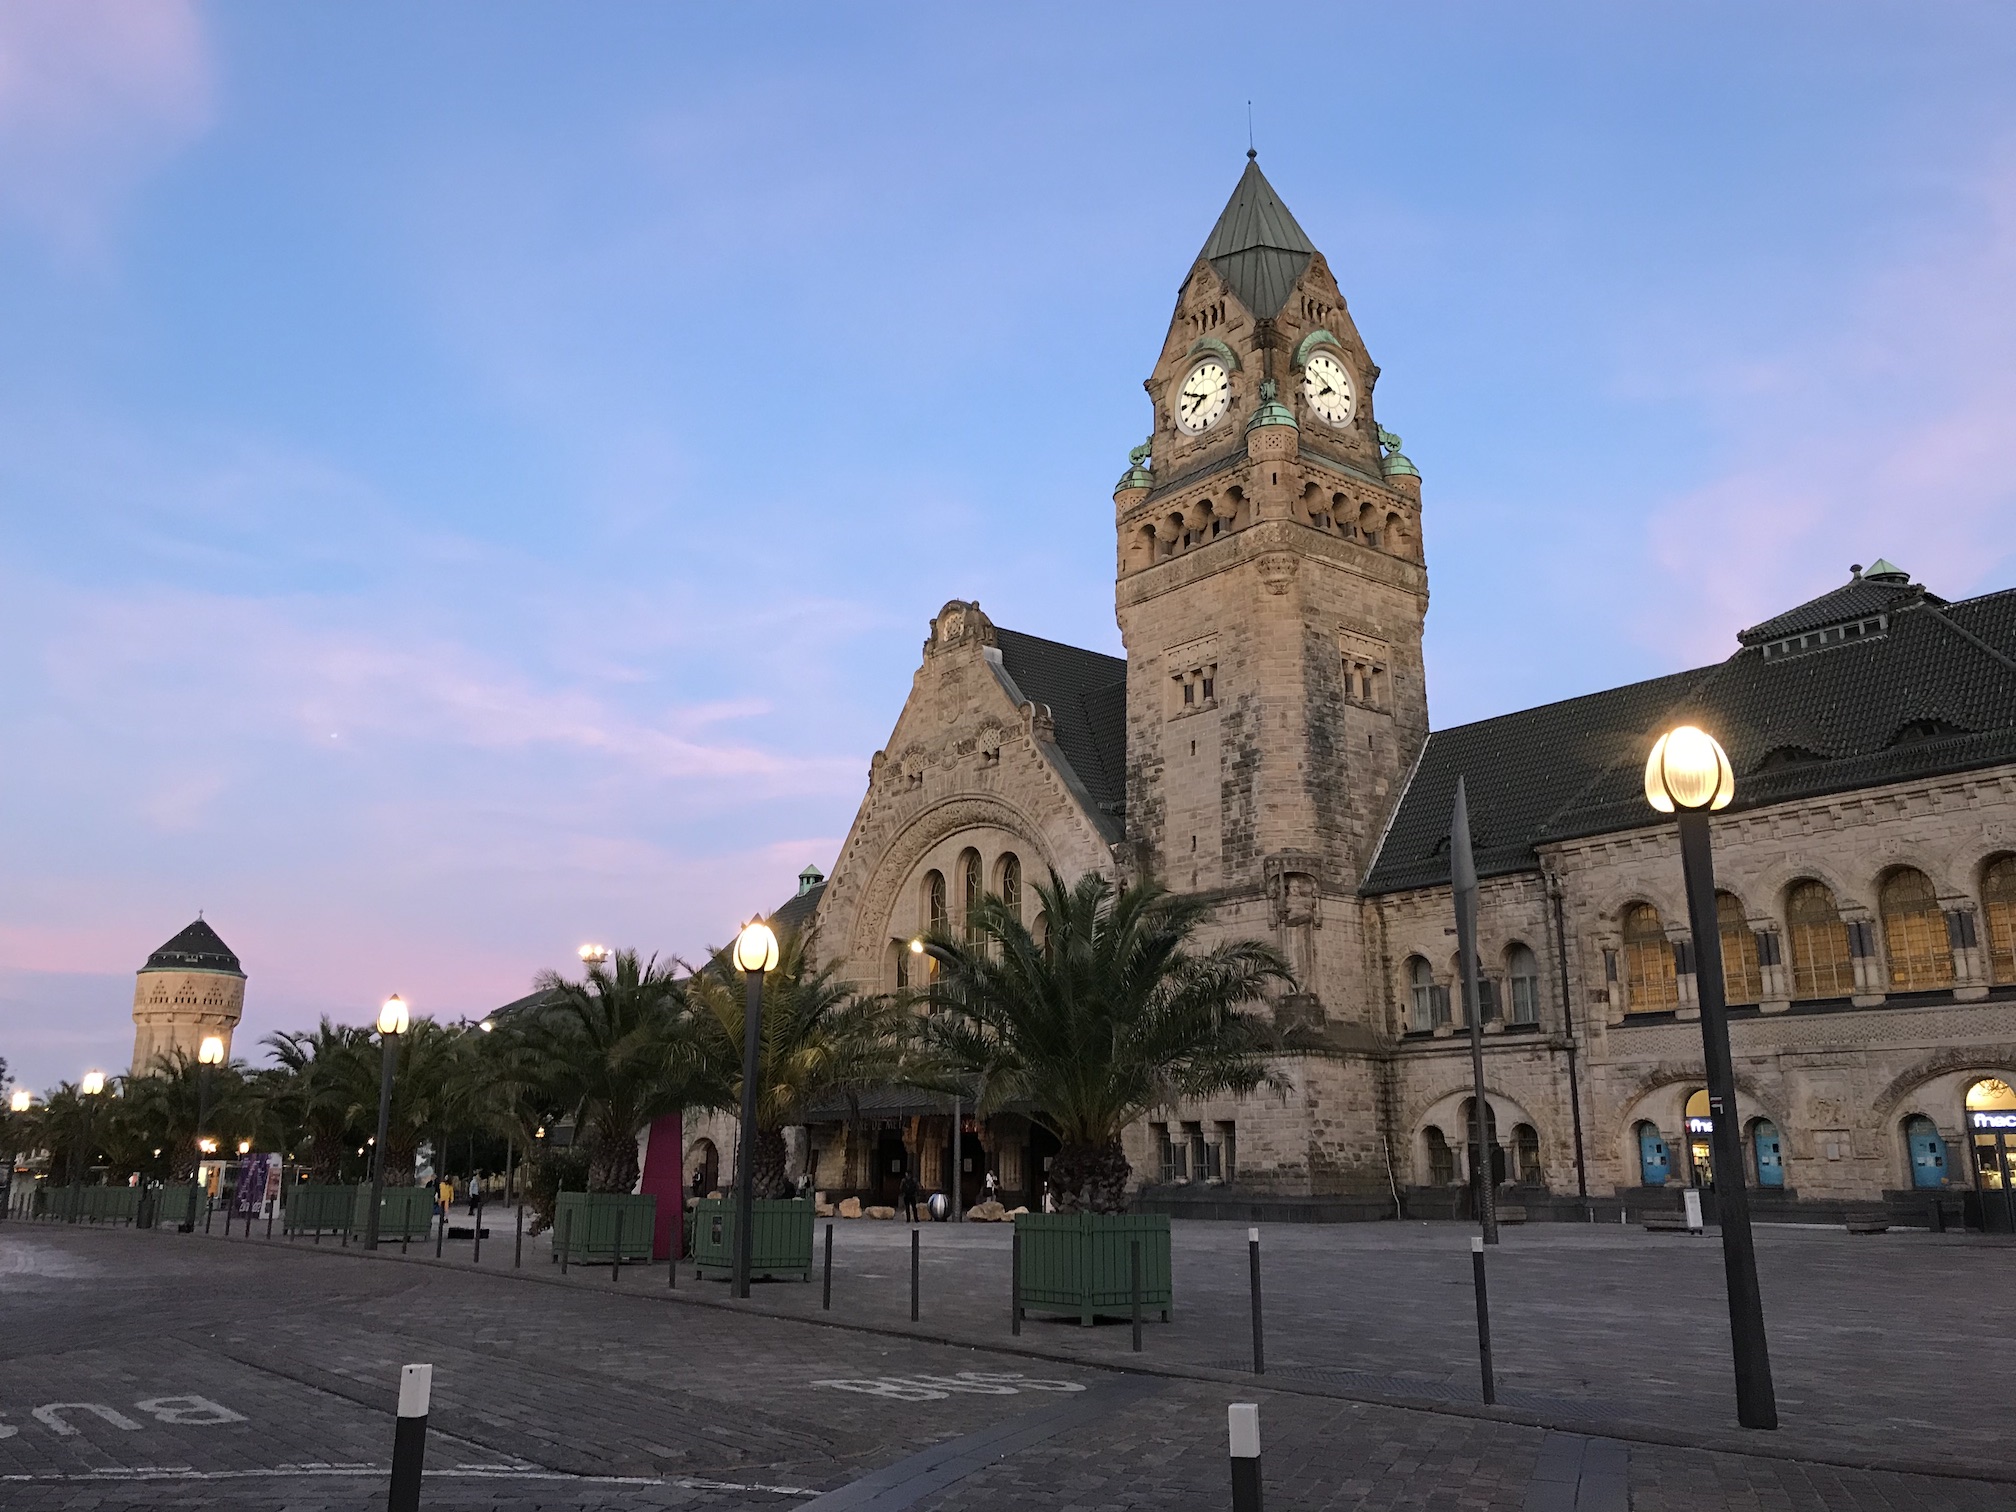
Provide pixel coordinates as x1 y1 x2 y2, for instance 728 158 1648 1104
378 995 409 1036
1645 725 1735 814
734 919 780 974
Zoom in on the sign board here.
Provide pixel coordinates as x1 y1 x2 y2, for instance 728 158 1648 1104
1970 1111 2016 1131
1682 1188 1704 1232
1684 1116 1714 1135
232 1153 280 1217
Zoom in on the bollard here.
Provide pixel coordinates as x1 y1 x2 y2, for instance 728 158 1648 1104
822 1223 833 1311
387 1363 431 1512
910 1227 920 1322
265 1203 274 1241
1248 1227 1265 1375
669 1223 679 1289
612 1209 624 1284
402 1212 411 1254
341 1213 349 1248
1929 1197 1945 1234
205 1196 214 1234
472 1204 482 1265
1228 1402 1263 1512
1471 1236 1496 1405
314 1222 323 1246
1130 1239 1143 1353
515 1204 524 1269
559 1208 571 1275
1010 1223 1021 1336
435 1204 445 1259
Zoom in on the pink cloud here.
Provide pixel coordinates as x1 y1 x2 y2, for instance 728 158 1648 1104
0 0 212 254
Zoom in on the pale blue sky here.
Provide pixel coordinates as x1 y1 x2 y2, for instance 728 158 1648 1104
4 3 2014 1092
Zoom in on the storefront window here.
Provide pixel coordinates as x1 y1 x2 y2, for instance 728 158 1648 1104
1684 1088 1714 1188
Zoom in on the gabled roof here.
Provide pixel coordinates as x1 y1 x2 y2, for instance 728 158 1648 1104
1195 155 1316 319
1737 563 1936 646
994 627 1128 818
773 880 826 935
1364 580 2016 895
143 919 243 976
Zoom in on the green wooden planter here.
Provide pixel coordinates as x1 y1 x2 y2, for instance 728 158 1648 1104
553 1192 656 1263
352 1184 434 1241
1014 1212 1172 1325
689 1196 814 1282
146 1184 200 1228
280 1184 354 1234
45 1185 141 1223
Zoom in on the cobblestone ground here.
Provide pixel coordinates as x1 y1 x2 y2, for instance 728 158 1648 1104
1 1216 2009 1511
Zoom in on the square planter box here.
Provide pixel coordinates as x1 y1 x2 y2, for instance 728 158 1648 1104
351 1184 434 1242
282 1184 356 1235
1015 1212 1172 1326
689 1196 814 1282
553 1192 657 1263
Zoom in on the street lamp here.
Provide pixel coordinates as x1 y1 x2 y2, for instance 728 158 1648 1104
1645 724 1775 1430
579 943 610 966
909 936 965 1223
5 1090 31 1222
731 919 779 1299
365 994 408 1251
185 1035 225 1233
74 1071 105 1220
8 1090 28 1114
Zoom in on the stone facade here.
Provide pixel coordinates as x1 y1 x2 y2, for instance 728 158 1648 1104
782 159 2016 1219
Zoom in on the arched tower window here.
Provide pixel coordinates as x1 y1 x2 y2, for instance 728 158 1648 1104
1622 903 1678 1012
1880 867 1953 990
1786 880 1854 998
1717 891 1763 1004
1506 944 1540 1024
997 853 1022 923
1986 855 2016 983
1406 955 1440 1032
924 870 948 936
959 848 984 939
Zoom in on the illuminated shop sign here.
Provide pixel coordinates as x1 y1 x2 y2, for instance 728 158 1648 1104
1684 1117 1714 1135
1970 1111 2016 1131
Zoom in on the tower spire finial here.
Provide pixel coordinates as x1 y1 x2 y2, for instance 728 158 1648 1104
1247 100 1255 159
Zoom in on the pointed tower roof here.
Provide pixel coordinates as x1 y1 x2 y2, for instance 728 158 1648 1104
1196 154 1317 319
143 918 244 977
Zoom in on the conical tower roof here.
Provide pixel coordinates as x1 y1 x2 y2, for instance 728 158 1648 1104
1196 154 1317 319
143 918 244 977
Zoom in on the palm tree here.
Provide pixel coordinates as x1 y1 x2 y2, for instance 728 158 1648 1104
919 870 1292 1214
513 951 697 1193
123 1050 254 1181
689 926 914 1199
266 1021 373 1182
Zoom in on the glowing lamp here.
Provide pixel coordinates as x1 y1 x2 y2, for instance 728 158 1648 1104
378 995 409 1036
734 919 780 974
237 1140 251 1155
478 1018 495 1033
9 1090 30 1113
81 1071 105 1097
198 1035 225 1066
1644 725 1735 814
909 938 925 955
578 943 610 965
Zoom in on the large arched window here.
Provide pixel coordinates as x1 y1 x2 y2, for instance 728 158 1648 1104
1406 956 1439 1032
925 870 948 935
1718 892 1763 1004
997 852 1022 922
1622 903 1678 1012
1986 856 2016 983
1424 1127 1456 1186
1881 867 1953 991
959 848 983 938
1786 880 1854 998
1506 944 1540 1024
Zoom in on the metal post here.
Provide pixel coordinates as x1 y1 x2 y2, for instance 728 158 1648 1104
612 1207 624 1283
1548 872 1591 1207
1248 1227 1264 1374
949 1093 963 1224
265 1197 274 1241
734 966 764 1301
471 1198 482 1265
435 1195 445 1258
186 1066 210 1235
822 1222 833 1310
1451 778 1499 1244
387 1363 430 1512
1471 1236 1495 1405
515 1203 524 1268
910 1226 920 1321
669 1221 679 1289
1228 1403 1263 1512
1676 809 1778 1430
205 1195 214 1234
559 1207 571 1275
1010 1223 1020 1335
1130 1240 1143 1352
366 1035 395 1251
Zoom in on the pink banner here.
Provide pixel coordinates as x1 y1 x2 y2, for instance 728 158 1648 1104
638 1111 684 1261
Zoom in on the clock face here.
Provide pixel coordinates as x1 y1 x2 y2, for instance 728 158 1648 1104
1175 360 1232 434
1301 351 1356 428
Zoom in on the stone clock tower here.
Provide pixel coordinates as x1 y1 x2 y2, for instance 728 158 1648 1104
130 917 245 1073
1115 154 1430 1039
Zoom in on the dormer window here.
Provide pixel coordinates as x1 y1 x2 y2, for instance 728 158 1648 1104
1758 613 1889 660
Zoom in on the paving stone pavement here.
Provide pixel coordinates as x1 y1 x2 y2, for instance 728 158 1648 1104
2 1217 2011 1510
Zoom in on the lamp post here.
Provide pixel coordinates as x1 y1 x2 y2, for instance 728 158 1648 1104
5 1088 29 1222
731 919 778 1299
187 1036 225 1233
1449 778 1497 1245
909 936 964 1221
1645 725 1776 1431
75 1071 105 1221
365 995 408 1251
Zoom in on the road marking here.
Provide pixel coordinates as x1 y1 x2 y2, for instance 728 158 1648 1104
812 1371 1087 1401
0 1466 817 1492
135 1395 246 1425
31 1403 143 1435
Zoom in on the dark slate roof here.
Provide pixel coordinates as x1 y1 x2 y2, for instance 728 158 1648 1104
143 919 243 976
773 880 826 935
1193 156 1316 319
994 627 1128 818
1364 581 2016 895
1737 568 1936 645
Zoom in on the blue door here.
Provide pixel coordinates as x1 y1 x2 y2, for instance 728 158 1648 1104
1637 1124 1670 1186
1753 1121 1785 1188
1906 1117 1946 1189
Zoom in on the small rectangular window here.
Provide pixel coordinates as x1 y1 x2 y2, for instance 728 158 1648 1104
1947 909 1978 950
1673 940 1695 976
1201 674 1214 701
1182 681 1194 706
1217 1122 1237 1183
1756 929 1782 967
1847 920 1876 959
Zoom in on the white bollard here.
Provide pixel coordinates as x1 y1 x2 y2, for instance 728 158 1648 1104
389 1363 431 1512
1228 1402 1262 1511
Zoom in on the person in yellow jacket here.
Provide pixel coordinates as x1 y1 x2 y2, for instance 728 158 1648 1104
435 1176 455 1224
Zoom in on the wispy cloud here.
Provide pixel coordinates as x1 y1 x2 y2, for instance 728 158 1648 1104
0 0 212 257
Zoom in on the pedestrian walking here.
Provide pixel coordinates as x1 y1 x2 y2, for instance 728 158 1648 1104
982 1170 999 1205
898 1170 920 1223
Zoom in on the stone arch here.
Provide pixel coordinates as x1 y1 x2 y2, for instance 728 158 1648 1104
1612 1065 1784 1177
1743 856 1863 921
1870 1048 2016 1123
1587 878 1687 930
1408 1085 1543 1187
